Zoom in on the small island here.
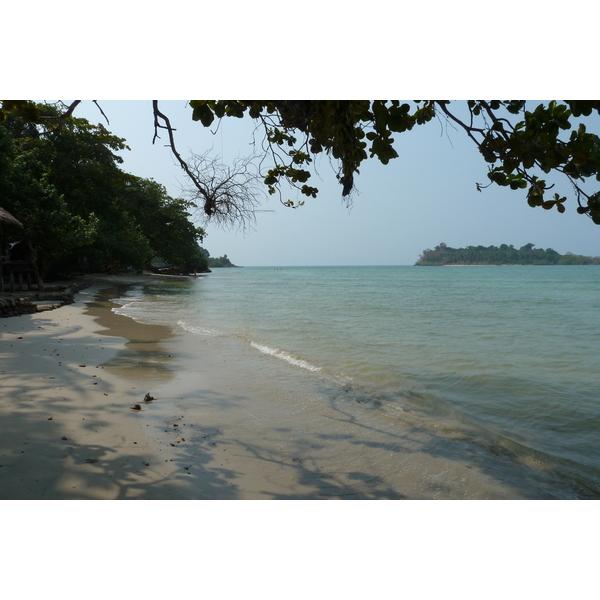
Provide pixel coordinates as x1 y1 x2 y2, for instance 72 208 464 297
202 251 239 268
415 243 600 266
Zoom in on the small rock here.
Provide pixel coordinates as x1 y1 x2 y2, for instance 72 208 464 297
143 393 155 402
48 417 53 421
62 436 68 440
85 458 98 464
131 404 142 411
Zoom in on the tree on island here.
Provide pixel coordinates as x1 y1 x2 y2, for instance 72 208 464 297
415 243 600 266
3 100 600 228
200 248 237 268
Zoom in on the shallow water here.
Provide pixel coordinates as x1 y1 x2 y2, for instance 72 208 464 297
109 266 600 497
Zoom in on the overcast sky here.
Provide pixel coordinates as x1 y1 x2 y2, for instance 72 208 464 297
69 100 600 266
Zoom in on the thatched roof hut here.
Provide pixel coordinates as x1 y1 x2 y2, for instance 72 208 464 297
0 207 23 229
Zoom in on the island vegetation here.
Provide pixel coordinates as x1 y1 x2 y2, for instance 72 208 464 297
202 252 238 268
415 243 600 266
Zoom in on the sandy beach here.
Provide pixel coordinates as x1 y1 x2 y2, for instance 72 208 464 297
0 274 183 499
0 272 586 500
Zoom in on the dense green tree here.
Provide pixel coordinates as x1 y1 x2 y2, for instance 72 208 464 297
0 104 208 277
0 116 99 275
117 175 207 271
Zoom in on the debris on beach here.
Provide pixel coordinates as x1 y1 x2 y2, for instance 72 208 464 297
131 404 142 411
143 393 155 403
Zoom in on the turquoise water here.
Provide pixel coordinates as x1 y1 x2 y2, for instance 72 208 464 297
111 266 600 496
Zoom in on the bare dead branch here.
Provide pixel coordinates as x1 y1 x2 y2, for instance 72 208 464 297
183 150 269 232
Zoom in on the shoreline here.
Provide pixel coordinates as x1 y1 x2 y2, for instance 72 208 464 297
0 273 588 499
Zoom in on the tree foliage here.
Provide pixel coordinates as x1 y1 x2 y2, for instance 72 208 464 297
186 101 600 223
202 251 236 268
0 104 207 277
4 100 600 227
415 243 600 266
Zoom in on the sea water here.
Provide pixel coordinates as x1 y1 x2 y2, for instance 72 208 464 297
110 265 600 497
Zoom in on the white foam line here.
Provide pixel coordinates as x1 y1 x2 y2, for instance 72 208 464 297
250 342 321 372
177 320 220 337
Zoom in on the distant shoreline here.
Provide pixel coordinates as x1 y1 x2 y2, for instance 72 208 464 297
416 244 600 266
425 263 600 267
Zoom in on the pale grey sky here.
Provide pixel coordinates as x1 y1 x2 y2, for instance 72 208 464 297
71 100 600 266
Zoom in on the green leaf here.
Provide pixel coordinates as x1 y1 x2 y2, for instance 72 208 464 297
191 104 215 127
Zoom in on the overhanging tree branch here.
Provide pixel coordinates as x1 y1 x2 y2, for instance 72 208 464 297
152 100 213 213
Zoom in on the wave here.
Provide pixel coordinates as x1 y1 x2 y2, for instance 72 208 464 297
178 315 323 373
177 320 221 337
110 295 143 317
250 342 322 372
